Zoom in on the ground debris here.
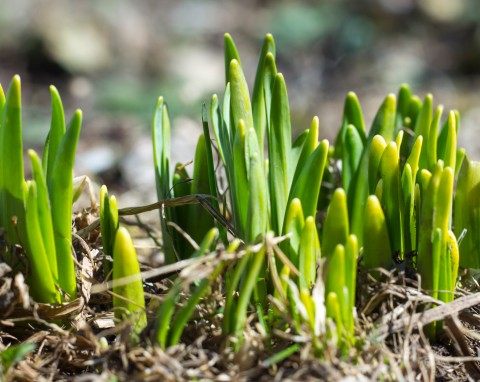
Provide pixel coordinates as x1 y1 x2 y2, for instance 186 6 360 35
2 231 480 381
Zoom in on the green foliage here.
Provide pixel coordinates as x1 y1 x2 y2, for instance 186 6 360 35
322 189 357 344
322 188 348 260
151 97 176 264
347 94 396 248
363 195 392 270
1 343 36 375
0 76 26 247
4 31 479 360
455 156 480 268
0 77 81 302
333 88 461 338
100 185 119 278
152 99 220 260
113 227 147 342
24 180 61 304
152 33 340 348
100 185 146 341
48 109 82 299
148 33 479 350
155 229 228 349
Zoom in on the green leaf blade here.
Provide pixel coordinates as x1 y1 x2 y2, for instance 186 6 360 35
28 150 57 283
252 34 276 158
0 75 26 245
24 181 61 304
229 59 253 135
188 135 215 247
224 33 241 85
298 216 318 290
44 86 66 183
49 109 82 300
368 135 387 194
454 157 480 268
269 73 292 234
232 119 249 239
281 198 305 267
151 97 176 265
246 128 267 243
379 142 403 255
322 188 349 260
113 227 146 341
334 92 365 159
349 94 396 247
288 139 329 223
363 195 392 270
342 124 363 194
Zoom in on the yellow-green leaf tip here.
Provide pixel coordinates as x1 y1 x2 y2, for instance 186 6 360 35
230 59 239 69
8 75 22 108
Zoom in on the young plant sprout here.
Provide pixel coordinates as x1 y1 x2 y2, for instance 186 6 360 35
0 77 81 302
113 226 147 342
150 33 468 348
1 31 478 377
101 185 146 342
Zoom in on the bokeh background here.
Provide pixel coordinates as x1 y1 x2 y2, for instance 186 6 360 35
1 0 480 207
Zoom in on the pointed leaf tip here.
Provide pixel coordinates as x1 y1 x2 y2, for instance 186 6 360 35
156 96 164 108
264 33 275 45
386 93 396 103
448 110 456 124
7 75 21 108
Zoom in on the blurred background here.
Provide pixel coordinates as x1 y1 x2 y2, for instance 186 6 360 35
1 0 480 207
